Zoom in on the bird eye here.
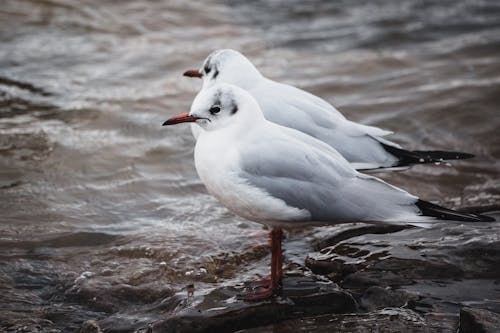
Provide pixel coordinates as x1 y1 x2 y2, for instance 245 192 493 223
209 105 221 115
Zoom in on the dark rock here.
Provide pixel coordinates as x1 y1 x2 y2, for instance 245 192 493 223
370 257 464 280
309 220 500 314
341 270 411 290
148 276 357 333
78 320 103 333
403 279 500 314
74 214 500 333
360 286 415 311
459 307 500 333
310 219 500 281
425 312 460 332
66 278 174 313
312 223 412 251
240 308 457 333
452 243 500 279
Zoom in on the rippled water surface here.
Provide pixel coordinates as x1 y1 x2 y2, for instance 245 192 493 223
1 0 499 331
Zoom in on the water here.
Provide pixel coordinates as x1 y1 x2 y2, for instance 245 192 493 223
0 0 499 331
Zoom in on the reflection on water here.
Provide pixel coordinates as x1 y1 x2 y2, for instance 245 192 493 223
0 0 499 330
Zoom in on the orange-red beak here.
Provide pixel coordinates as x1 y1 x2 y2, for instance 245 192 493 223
183 69 202 78
163 112 199 126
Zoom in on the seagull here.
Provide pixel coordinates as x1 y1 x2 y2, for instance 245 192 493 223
163 83 493 299
183 49 474 171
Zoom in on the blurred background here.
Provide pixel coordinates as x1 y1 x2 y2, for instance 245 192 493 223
1 0 499 331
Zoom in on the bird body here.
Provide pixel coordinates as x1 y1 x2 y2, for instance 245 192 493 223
184 49 473 170
194 110 421 228
248 78 399 168
195 130 311 225
167 83 490 227
163 83 492 299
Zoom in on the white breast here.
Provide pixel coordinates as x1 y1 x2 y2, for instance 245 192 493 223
194 130 311 225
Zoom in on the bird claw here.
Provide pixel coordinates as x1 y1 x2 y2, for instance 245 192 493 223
238 278 282 301
239 286 276 301
248 278 271 288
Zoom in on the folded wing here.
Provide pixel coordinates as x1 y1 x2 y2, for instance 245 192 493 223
237 124 420 223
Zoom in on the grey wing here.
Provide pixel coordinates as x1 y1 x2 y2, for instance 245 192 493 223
251 81 400 167
238 127 419 222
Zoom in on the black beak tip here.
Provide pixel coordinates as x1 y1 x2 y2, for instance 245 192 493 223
162 120 170 126
183 69 202 78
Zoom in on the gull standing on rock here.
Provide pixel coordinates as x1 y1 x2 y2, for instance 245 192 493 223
183 49 474 171
163 83 493 299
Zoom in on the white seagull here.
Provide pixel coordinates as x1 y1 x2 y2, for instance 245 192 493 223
163 83 492 299
183 49 474 171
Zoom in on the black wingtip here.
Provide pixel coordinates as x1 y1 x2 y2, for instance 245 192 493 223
481 215 496 222
380 143 475 167
416 200 495 222
459 152 475 159
413 150 475 161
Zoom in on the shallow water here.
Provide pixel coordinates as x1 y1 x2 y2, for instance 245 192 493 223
0 0 499 331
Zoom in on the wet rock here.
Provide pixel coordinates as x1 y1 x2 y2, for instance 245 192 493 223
360 286 415 311
300 215 500 331
145 276 356 333
404 279 500 314
0 317 62 333
459 307 500 333
78 320 103 333
66 277 174 313
76 277 357 333
307 219 500 310
241 308 458 333
312 223 412 251
306 223 417 283
307 235 469 284
341 270 410 290
87 295 189 333
70 213 499 333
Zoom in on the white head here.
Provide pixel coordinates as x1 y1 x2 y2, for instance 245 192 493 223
183 49 263 90
163 83 264 132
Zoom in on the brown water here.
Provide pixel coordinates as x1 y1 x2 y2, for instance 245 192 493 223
0 0 499 331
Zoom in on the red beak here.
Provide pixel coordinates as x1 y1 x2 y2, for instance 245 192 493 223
163 112 199 126
183 69 202 78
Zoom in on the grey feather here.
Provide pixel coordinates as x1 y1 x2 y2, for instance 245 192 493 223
238 124 419 223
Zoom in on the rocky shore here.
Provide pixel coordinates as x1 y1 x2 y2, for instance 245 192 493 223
76 209 500 333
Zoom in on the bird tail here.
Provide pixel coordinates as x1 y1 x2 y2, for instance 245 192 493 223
380 142 474 167
416 200 495 222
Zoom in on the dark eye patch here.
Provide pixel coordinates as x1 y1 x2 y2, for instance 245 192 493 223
209 105 221 115
204 63 211 74
231 105 238 115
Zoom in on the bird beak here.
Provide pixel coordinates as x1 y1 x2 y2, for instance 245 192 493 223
183 69 202 78
162 112 199 126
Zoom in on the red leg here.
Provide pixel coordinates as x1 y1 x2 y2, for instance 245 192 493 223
243 227 283 301
274 228 283 289
270 228 278 289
